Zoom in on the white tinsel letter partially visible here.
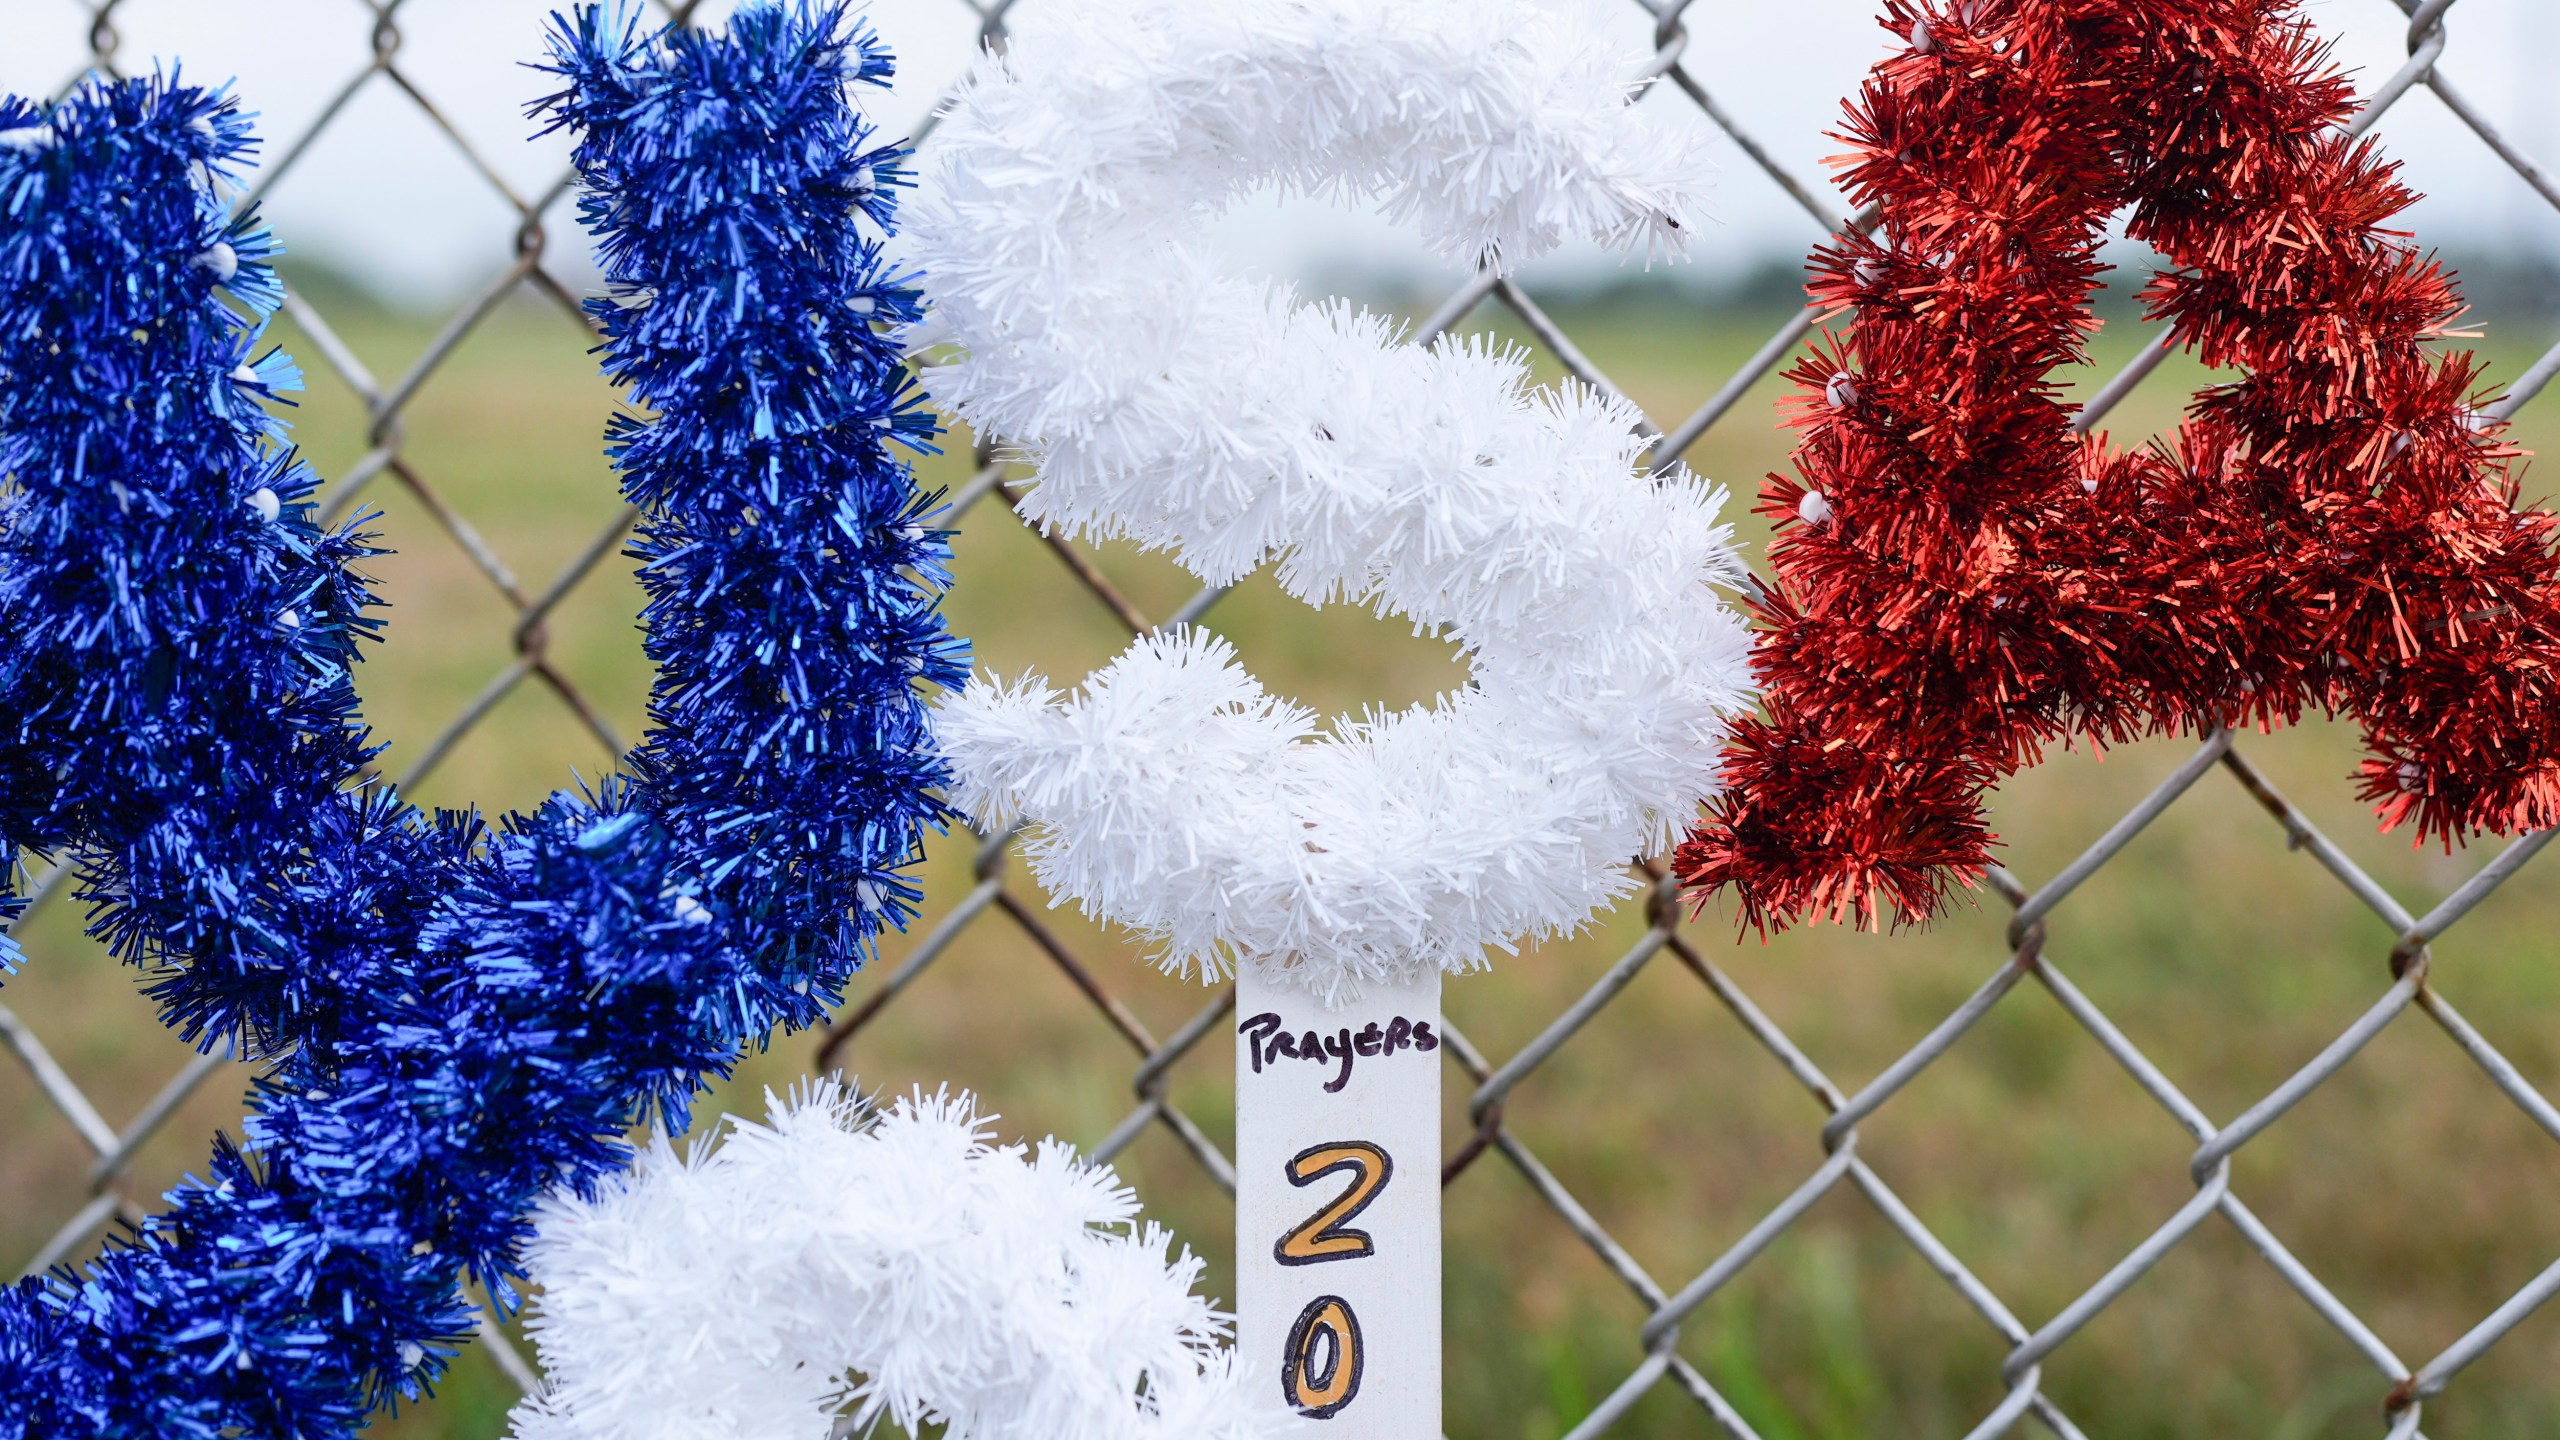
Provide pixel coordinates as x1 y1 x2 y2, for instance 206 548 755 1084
916 0 1755 1002
506 1084 1297 1440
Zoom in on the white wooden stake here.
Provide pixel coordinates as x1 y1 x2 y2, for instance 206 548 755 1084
1235 965 1442 1436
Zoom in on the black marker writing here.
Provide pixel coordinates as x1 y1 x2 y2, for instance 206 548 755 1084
1240 1011 1437 1091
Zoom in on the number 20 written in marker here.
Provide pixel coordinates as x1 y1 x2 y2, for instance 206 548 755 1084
1276 1141 1391 1417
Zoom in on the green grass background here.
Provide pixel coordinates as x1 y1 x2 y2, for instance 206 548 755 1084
6 275 2560 1438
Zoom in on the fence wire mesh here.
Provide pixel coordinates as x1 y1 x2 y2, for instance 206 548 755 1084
6 1 2560 1436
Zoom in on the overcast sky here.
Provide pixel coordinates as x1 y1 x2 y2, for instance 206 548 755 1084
6 0 2556 307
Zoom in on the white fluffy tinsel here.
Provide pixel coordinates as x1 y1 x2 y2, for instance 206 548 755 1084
506 1085 1295 1440
916 0 1755 1000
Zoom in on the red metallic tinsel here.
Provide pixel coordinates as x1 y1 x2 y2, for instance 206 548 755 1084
1677 0 2560 933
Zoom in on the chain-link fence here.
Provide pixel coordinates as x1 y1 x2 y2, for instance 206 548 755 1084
7 0 2560 1436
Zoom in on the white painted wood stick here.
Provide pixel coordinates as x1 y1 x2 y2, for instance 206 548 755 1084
1235 967 1443 1436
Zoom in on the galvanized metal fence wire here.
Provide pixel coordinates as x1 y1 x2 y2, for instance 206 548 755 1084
7 0 2560 1435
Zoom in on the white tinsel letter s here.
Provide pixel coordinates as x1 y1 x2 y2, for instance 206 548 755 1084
506 1085 1296 1440
919 0 1756 1002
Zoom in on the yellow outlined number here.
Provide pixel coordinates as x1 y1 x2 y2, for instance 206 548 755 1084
1275 1141 1391 1267
1284 1294 1364 1417
1276 1141 1390 1416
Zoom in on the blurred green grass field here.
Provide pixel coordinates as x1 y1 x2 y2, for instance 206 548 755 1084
7 275 2560 1438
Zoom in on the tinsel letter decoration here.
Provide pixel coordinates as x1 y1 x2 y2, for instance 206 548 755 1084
920 0 1754 1002
507 1084 1294 1440
1678 0 2560 931
0 7 960 1433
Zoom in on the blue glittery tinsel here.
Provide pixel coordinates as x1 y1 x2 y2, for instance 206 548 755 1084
0 5 960 1434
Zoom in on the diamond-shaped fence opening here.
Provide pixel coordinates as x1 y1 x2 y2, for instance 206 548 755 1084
6 1 2560 1436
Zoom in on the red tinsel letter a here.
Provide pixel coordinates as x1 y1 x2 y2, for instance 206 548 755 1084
1679 0 2560 933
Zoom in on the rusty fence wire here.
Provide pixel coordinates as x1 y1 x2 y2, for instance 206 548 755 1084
8 1 2560 1436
